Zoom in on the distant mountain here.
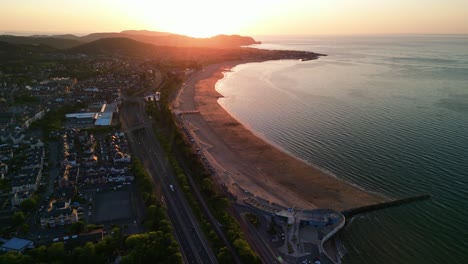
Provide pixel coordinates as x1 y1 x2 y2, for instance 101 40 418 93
0 35 82 49
51 34 81 40
0 30 260 50
79 30 260 48
69 37 157 56
120 30 171 37
31 34 80 40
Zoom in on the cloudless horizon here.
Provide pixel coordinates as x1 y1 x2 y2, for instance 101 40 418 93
1 0 467 38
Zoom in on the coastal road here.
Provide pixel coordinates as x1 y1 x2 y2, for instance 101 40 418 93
173 142 242 264
120 99 217 264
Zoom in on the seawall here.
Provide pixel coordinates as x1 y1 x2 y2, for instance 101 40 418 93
342 194 431 219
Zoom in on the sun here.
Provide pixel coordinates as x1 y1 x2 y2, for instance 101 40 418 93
135 1 260 38
159 18 237 38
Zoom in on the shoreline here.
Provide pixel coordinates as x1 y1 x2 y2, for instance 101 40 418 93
176 59 385 211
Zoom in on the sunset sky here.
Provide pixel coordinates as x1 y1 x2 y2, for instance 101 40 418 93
1 0 467 37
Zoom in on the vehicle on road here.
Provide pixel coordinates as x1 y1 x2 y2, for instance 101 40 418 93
169 184 175 192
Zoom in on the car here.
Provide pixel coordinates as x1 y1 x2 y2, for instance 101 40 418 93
88 212 92 216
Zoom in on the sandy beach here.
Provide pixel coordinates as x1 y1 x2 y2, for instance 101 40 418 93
175 60 384 211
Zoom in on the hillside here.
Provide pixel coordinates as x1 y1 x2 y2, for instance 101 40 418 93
0 35 82 49
79 31 260 48
0 30 260 50
68 37 322 65
0 41 57 60
69 37 158 56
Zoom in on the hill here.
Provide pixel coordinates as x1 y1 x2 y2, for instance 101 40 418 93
0 40 57 60
120 30 171 37
0 35 82 49
69 37 158 56
0 30 260 50
79 30 260 48
68 37 322 65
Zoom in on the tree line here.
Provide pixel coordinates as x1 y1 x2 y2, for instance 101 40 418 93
145 76 261 263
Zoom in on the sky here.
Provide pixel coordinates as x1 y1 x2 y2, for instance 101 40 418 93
0 0 467 37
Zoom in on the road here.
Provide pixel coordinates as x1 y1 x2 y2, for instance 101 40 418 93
174 132 242 264
120 98 217 264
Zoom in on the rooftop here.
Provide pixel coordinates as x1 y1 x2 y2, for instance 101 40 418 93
0 237 34 252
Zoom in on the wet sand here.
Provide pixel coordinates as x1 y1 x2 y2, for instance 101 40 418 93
176 60 385 211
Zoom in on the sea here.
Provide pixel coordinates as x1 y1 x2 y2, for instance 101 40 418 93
215 35 468 264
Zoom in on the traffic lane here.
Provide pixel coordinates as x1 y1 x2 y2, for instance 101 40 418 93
131 129 206 264
167 204 198 264
128 129 197 263
137 128 214 264
127 105 216 263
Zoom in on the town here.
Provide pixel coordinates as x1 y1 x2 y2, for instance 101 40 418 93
0 51 167 253
0 35 338 264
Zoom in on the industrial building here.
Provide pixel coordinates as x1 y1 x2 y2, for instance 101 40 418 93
65 102 118 128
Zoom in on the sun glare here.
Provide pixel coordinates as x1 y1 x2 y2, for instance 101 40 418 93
136 0 281 37
157 18 238 38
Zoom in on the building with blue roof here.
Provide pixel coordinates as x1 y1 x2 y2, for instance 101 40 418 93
0 237 34 253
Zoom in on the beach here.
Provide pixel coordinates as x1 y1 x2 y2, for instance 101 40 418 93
175 60 384 211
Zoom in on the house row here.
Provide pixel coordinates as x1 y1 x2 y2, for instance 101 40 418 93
40 199 79 228
10 147 45 207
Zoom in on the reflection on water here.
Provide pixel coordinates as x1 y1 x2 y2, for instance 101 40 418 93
217 35 468 263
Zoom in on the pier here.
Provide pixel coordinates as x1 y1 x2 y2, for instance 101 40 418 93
342 194 431 219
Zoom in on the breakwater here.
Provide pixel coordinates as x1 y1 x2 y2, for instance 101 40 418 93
342 194 431 220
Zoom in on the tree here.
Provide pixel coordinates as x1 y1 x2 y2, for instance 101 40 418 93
233 238 261 264
12 211 25 226
28 245 48 263
0 251 33 264
47 242 66 262
212 196 229 212
20 198 37 212
69 221 85 234
201 178 214 195
123 232 182 264
217 247 234 264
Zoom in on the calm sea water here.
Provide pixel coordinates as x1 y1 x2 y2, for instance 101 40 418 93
215 35 468 264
